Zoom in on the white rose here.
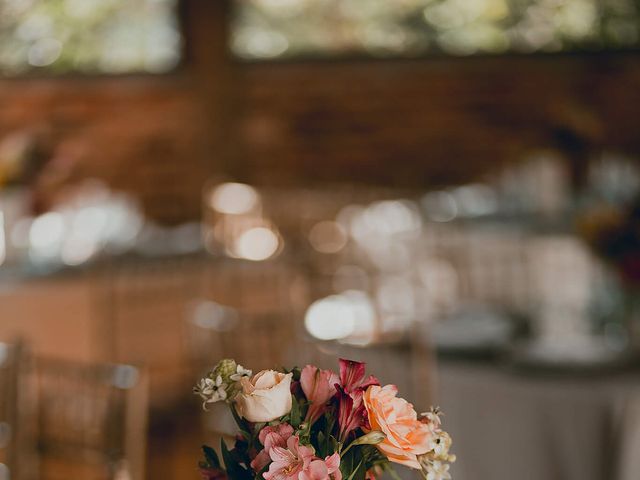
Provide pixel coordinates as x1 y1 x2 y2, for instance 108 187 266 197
235 370 293 423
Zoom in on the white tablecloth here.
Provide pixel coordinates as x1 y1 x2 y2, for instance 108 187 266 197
437 361 640 480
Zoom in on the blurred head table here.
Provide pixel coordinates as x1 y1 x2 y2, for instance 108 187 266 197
438 359 640 480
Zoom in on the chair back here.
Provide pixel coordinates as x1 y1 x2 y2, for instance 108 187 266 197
0 342 25 480
28 357 148 480
105 256 201 409
187 259 306 442
190 259 305 372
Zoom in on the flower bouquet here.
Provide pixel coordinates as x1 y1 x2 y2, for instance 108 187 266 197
578 197 640 347
578 197 640 289
194 359 455 480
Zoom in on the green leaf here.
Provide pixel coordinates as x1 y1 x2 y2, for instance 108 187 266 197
344 459 364 480
240 429 252 443
324 413 337 446
316 431 326 457
329 435 339 454
202 444 221 469
290 395 302 428
231 403 252 434
288 366 302 382
220 438 235 469
340 442 365 480
220 438 252 480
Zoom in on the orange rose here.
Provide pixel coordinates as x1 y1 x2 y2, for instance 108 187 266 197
363 385 432 469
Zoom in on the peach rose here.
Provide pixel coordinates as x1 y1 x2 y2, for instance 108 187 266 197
363 384 432 469
236 370 293 423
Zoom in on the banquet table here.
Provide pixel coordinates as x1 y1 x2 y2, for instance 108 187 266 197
437 359 640 480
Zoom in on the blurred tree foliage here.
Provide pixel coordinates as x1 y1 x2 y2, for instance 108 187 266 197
0 0 181 75
231 0 640 59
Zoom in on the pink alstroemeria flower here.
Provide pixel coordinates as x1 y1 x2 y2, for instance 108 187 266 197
335 359 379 441
336 386 367 442
263 436 315 480
300 365 339 425
338 359 379 394
251 423 295 472
300 453 342 480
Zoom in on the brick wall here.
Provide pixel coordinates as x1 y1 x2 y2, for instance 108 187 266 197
232 54 640 188
0 75 212 222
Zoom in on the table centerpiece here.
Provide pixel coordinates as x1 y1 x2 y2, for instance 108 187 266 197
194 358 455 480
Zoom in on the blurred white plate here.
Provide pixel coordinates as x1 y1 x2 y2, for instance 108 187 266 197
510 337 629 371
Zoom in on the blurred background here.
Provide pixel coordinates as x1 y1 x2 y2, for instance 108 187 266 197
0 0 640 479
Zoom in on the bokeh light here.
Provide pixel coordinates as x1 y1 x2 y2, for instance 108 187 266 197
231 226 281 261
29 212 65 260
304 290 376 342
308 220 348 254
305 295 357 341
210 183 260 215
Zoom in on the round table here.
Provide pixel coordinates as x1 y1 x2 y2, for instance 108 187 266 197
437 360 640 480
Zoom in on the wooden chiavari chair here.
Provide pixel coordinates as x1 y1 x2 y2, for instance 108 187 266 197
187 259 306 444
104 255 203 411
26 357 148 480
190 258 306 371
0 341 27 480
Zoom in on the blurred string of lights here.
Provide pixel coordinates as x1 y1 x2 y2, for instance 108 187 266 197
0 0 181 75
231 0 640 59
